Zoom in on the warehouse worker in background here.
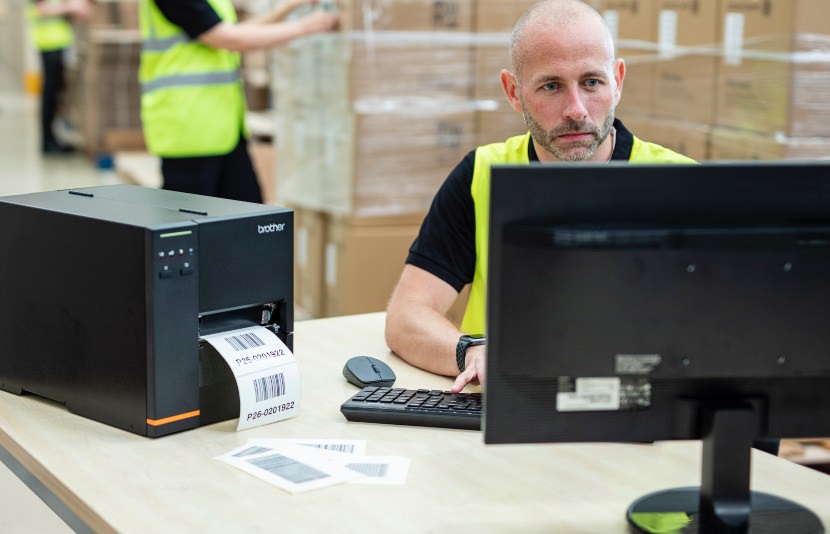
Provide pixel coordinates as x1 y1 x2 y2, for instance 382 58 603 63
139 0 339 203
385 0 695 391
29 0 92 154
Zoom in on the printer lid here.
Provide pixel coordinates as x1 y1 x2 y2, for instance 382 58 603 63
0 185 289 229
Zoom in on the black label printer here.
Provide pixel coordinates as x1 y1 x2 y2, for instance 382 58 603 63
0 185 293 437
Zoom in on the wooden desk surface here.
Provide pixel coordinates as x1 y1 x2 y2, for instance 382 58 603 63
1 312 829 533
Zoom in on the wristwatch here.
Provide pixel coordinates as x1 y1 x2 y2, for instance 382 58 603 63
456 334 486 372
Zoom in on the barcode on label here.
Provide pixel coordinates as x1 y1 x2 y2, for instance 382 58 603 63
253 372 286 402
347 463 389 478
248 453 328 484
225 332 265 351
233 446 270 457
307 443 355 453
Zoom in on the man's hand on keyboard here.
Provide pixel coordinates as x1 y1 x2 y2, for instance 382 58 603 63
451 345 486 393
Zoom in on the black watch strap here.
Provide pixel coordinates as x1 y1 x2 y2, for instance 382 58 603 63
456 334 486 372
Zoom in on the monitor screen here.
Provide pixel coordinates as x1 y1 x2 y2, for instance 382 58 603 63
483 161 830 533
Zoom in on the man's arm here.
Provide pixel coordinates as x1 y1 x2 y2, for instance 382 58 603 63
155 0 338 53
385 265 485 392
35 0 91 20
198 11 338 52
385 150 481 391
240 0 325 25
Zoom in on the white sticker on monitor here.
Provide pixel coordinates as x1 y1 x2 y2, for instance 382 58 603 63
557 376 652 412
557 377 620 411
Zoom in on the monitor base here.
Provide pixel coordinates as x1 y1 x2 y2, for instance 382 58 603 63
627 487 824 534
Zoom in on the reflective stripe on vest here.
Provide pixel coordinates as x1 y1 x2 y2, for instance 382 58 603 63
139 0 246 157
141 71 241 95
142 33 189 53
28 3 74 52
461 132 697 334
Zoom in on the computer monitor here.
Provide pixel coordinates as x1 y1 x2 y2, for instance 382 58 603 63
484 161 830 533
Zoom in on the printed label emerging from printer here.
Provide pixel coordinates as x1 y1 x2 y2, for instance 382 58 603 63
202 326 300 430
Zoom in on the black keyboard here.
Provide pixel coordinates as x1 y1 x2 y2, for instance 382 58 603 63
340 386 482 430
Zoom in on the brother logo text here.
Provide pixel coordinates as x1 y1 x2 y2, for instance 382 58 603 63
258 223 286 234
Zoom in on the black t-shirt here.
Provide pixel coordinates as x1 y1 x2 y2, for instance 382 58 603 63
405 119 635 292
154 0 222 39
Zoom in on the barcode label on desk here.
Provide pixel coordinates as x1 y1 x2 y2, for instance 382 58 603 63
233 446 271 457
347 462 389 478
248 453 329 484
307 443 357 454
253 372 286 402
225 332 265 351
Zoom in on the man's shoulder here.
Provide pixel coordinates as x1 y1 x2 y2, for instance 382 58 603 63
630 136 698 164
473 133 531 164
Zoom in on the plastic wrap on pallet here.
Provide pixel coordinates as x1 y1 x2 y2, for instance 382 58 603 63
266 0 530 218
270 0 536 217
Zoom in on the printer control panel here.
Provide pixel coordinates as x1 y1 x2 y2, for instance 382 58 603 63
155 232 198 281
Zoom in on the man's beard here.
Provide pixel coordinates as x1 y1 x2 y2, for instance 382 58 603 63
522 103 615 162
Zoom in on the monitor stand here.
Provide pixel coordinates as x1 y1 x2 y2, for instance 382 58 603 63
626 403 824 533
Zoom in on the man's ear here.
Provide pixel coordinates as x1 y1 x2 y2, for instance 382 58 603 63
613 58 625 106
500 69 524 114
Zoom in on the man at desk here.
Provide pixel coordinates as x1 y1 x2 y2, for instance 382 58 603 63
385 0 695 392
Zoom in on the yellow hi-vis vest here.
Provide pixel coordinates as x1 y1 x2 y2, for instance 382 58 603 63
460 132 698 335
28 1 74 52
139 0 246 157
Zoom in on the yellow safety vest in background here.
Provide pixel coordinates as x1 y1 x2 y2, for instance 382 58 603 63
461 132 697 335
139 0 246 157
28 1 75 52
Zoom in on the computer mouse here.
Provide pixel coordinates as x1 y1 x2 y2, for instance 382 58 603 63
343 355 396 388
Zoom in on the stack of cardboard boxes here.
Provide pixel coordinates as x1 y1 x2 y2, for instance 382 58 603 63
602 0 830 160
273 0 830 319
274 0 487 318
69 0 144 162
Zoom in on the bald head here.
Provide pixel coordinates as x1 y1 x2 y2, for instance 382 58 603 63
510 0 615 77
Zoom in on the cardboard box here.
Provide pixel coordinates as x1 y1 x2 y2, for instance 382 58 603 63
621 113 711 161
596 0 659 116
474 0 534 33
473 42 512 107
82 0 139 31
272 34 473 105
78 32 143 158
275 104 476 217
323 215 423 317
293 208 329 318
653 0 720 124
249 139 276 205
716 0 830 136
709 127 830 160
475 108 527 147
341 0 474 32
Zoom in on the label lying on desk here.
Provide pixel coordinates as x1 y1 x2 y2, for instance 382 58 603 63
201 326 300 431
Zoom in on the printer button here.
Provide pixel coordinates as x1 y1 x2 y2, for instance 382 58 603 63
159 269 173 279
180 267 194 276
